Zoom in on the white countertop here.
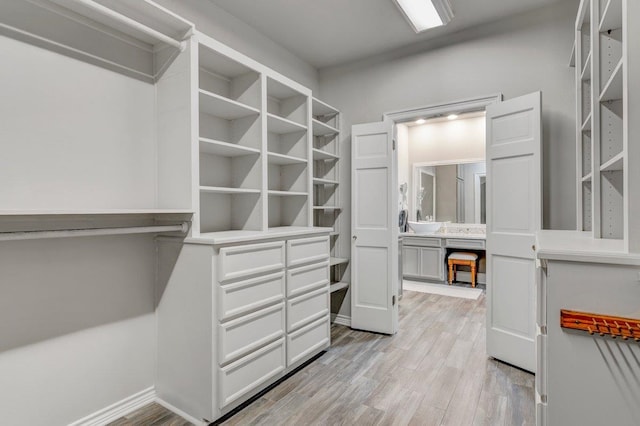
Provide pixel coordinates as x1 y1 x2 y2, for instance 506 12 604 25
185 226 333 245
536 230 640 266
401 231 486 240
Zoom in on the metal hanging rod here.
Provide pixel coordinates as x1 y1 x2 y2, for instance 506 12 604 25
0 222 189 241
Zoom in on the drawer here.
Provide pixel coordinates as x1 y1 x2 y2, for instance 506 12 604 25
218 272 285 321
287 317 330 366
403 237 441 247
287 261 329 298
218 303 285 365
445 238 485 250
287 287 329 332
218 338 285 408
218 241 285 282
286 236 330 267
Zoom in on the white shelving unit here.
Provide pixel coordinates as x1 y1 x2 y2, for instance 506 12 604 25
311 98 349 295
575 0 638 247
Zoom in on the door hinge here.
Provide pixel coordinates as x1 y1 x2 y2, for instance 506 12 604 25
392 295 396 306
392 139 396 150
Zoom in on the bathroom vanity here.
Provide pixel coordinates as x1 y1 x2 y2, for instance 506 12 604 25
401 224 486 284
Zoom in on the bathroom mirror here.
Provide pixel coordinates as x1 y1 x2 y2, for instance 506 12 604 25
412 161 486 224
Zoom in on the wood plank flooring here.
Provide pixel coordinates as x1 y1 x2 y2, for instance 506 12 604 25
109 289 534 426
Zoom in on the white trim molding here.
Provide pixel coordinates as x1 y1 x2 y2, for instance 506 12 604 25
383 94 503 123
332 314 351 327
69 387 155 426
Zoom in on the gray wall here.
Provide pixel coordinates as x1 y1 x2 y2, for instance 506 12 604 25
319 0 579 318
155 0 319 92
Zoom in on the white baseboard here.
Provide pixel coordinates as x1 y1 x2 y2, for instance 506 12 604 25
69 386 156 426
154 397 207 426
333 314 351 327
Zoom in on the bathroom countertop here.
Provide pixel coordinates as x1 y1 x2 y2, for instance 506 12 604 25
400 232 486 240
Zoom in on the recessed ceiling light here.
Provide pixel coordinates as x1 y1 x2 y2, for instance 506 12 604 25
394 0 454 33
447 114 458 120
415 118 426 124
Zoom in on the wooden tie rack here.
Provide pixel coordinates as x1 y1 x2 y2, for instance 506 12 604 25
561 309 640 341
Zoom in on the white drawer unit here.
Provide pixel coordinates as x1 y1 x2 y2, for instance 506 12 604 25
286 287 329 332
445 238 485 250
286 236 330 267
218 338 286 408
218 241 285 282
218 303 285 365
286 261 329 298
402 237 442 247
217 272 285 321
287 317 330 366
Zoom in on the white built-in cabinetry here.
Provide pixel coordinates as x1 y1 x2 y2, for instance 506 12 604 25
311 99 350 294
537 1 640 424
575 0 640 250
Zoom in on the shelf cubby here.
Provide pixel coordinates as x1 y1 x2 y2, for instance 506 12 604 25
199 89 260 120
599 59 623 102
580 24 591 71
268 194 308 228
582 133 592 176
267 113 307 134
582 181 592 232
599 0 623 32
200 112 261 151
312 119 339 137
600 171 623 239
313 178 339 185
580 52 591 81
267 77 307 126
599 100 623 164
600 152 623 172
200 151 261 190
199 138 260 157
268 129 307 159
199 44 261 109
200 192 262 233
312 148 339 161
581 80 592 119
599 30 622 94
268 162 307 193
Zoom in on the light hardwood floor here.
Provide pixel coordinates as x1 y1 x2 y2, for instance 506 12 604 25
109 289 535 426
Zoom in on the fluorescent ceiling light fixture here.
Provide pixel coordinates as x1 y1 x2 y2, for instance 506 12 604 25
394 0 454 33
447 114 458 120
415 118 426 124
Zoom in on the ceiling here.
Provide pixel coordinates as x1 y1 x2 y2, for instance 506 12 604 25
211 0 564 69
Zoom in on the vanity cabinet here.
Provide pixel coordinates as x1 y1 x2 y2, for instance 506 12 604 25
156 232 330 424
402 237 445 281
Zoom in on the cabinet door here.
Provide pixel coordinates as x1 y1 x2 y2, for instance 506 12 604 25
420 247 443 281
402 246 420 276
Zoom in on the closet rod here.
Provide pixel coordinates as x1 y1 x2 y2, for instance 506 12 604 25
0 222 189 241
71 0 186 50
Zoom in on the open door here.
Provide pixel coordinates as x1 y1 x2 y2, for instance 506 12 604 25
351 120 398 334
486 92 541 373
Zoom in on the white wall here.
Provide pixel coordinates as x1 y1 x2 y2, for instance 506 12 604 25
408 116 486 164
0 235 156 425
155 0 319 92
319 0 579 318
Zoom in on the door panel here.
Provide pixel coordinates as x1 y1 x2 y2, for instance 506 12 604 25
486 92 541 373
351 120 398 334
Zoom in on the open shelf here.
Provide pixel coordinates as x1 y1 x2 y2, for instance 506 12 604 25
267 152 307 165
0 209 194 217
581 112 592 132
312 148 339 161
200 191 262 234
314 206 341 211
312 98 339 117
312 119 339 137
199 89 260 120
599 59 623 102
267 113 307 135
600 152 623 172
199 138 260 157
313 178 339 185
581 52 591 81
200 186 260 195
330 257 349 266
600 171 623 239
599 0 623 32
266 77 307 126
268 190 308 197
329 282 349 293
582 173 592 182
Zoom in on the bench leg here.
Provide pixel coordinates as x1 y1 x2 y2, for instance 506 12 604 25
448 261 453 285
471 262 477 288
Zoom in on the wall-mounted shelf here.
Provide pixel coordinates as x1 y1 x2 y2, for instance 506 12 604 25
199 89 260 120
199 138 260 157
561 309 640 340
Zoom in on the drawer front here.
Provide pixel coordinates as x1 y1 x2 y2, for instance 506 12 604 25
218 303 285 365
218 338 285 408
287 317 330 366
287 236 330 267
287 287 329 332
287 261 329 298
403 237 441 247
218 272 285 321
445 238 485 250
218 241 285 282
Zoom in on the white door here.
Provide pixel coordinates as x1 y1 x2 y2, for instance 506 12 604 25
486 92 541 373
351 120 398 334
